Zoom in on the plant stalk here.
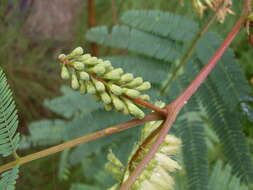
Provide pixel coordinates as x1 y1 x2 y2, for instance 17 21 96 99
0 113 163 174
88 0 98 56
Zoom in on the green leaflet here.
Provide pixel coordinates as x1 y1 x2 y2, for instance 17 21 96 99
0 166 19 190
120 10 198 42
0 68 20 157
86 25 182 62
209 161 249 190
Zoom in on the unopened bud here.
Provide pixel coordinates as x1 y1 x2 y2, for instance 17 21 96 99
73 62 85 70
70 46 83 56
139 94 150 101
103 68 123 80
123 98 144 118
61 65 70 80
100 92 111 104
71 73 79 90
119 73 134 83
89 65 106 75
58 54 66 60
79 81 86 94
84 57 99 66
78 54 91 62
108 84 123 95
123 88 140 98
79 71 90 81
125 77 143 88
93 79 105 92
135 82 151 91
86 81 96 94
111 94 124 111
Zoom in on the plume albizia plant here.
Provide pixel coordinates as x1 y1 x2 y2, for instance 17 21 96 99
0 1 251 190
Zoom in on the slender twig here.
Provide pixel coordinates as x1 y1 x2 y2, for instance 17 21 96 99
120 3 250 188
0 113 163 174
128 122 163 171
126 96 168 116
111 0 118 24
160 2 224 95
120 105 179 190
87 0 98 56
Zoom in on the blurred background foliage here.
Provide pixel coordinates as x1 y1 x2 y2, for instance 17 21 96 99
0 0 252 189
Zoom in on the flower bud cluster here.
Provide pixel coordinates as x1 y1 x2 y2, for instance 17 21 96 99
191 0 233 22
58 47 152 119
106 102 182 190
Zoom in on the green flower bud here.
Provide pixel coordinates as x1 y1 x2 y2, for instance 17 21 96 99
100 92 111 104
123 88 140 98
71 73 79 90
84 57 99 66
86 81 96 94
70 46 83 56
139 94 150 101
119 73 134 83
73 62 85 70
135 82 151 91
111 94 124 111
103 68 123 80
103 60 112 68
78 54 91 62
108 83 123 95
123 98 144 119
61 65 70 80
92 79 105 92
79 81 86 94
122 104 129 115
58 54 66 60
104 104 113 111
125 77 143 88
79 71 90 81
89 65 106 75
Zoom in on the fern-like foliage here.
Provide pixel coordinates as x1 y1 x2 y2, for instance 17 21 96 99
0 68 20 157
0 167 19 190
209 161 249 190
85 10 253 189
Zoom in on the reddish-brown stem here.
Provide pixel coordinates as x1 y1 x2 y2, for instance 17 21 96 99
120 9 249 190
120 105 178 190
172 16 246 110
128 122 163 171
111 0 118 24
87 0 98 56
126 96 168 116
